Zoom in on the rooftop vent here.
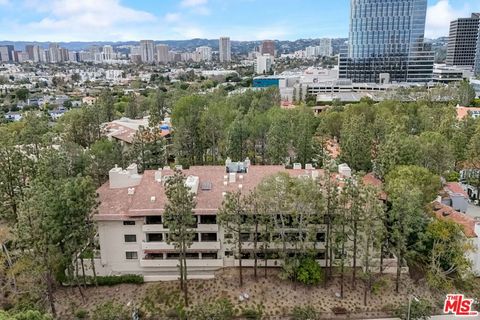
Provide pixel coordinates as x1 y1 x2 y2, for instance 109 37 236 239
338 163 352 178
154 169 162 183
127 188 135 195
201 181 212 191
305 163 314 170
293 163 302 170
185 175 200 195
150 196 156 202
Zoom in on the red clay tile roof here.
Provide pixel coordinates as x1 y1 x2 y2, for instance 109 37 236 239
95 165 387 220
456 106 480 120
444 182 468 198
362 173 387 200
431 201 477 238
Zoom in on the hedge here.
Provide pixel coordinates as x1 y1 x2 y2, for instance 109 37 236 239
85 274 144 286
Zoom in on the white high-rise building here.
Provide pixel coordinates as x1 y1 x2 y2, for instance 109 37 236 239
48 43 61 63
140 40 155 63
255 54 274 74
156 44 169 63
305 46 319 58
318 38 332 57
219 37 231 62
102 45 114 61
0 47 10 62
195 46 212 61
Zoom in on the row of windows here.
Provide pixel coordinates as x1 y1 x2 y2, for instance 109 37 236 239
122 215 218 227
124 232 218 243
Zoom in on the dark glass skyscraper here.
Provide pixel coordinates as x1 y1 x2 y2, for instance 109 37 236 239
339 0 434 83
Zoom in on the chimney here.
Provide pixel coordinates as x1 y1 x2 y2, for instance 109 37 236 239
305 163 314 170
293 163 302 170
338 163 351 178
109 164 142 189
154 169 162 183
185 175 200 194
225 157 232 167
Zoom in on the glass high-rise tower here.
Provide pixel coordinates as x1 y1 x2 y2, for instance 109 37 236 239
339 0 434 83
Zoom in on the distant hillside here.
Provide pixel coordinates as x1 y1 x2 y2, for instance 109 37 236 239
0 38 348 55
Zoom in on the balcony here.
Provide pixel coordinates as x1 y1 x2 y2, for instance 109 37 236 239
196 224 219 232
142 241 221 251
140 259 224 268
142 224 167 232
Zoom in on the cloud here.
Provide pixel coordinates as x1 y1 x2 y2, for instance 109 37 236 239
164 12 181 23
425 0 469 38
0 0 9 5
180 0 207 8
13 0 156 41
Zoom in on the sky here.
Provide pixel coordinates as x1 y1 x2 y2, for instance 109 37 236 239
0 0 479 42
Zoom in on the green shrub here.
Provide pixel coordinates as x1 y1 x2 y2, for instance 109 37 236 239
242 305 264 320
75 309 88 319
86 274 144 286
291 305 318 320
371 277 389 295
91 301 129 320
296 257 323 286
394 298 432 320
0 310 53 320
189 298 234 320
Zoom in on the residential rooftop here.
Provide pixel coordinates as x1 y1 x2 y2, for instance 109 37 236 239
431 201 478 238
95 164 384 221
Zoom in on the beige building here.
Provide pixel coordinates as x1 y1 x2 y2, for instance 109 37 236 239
90 161 403 282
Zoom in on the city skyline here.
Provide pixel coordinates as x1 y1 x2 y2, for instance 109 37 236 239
0 0 479 42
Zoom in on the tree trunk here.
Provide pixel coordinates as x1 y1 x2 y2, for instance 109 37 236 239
324 215 330 288
395 250 402 293
253 218 258 281
45 270 57 317
183 251 189 307
379 243 384 275
80 256 87 289
238 228 243 287
74 259 85 300
340 223 346 299
179 254 184 293
89 249 98 288
352 222 358 289
264 222 268 278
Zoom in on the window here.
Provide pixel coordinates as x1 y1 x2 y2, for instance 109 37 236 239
146 216 162 224
202 252 218 259
199 215 216 224
201 233 217 242
240 233 251 242
123 221 135 225
124 234 137 242
185 252 199 259
166 252 180 259
316 251 326 260
147 233 163 242
126 251 138 259
316 232 326 242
